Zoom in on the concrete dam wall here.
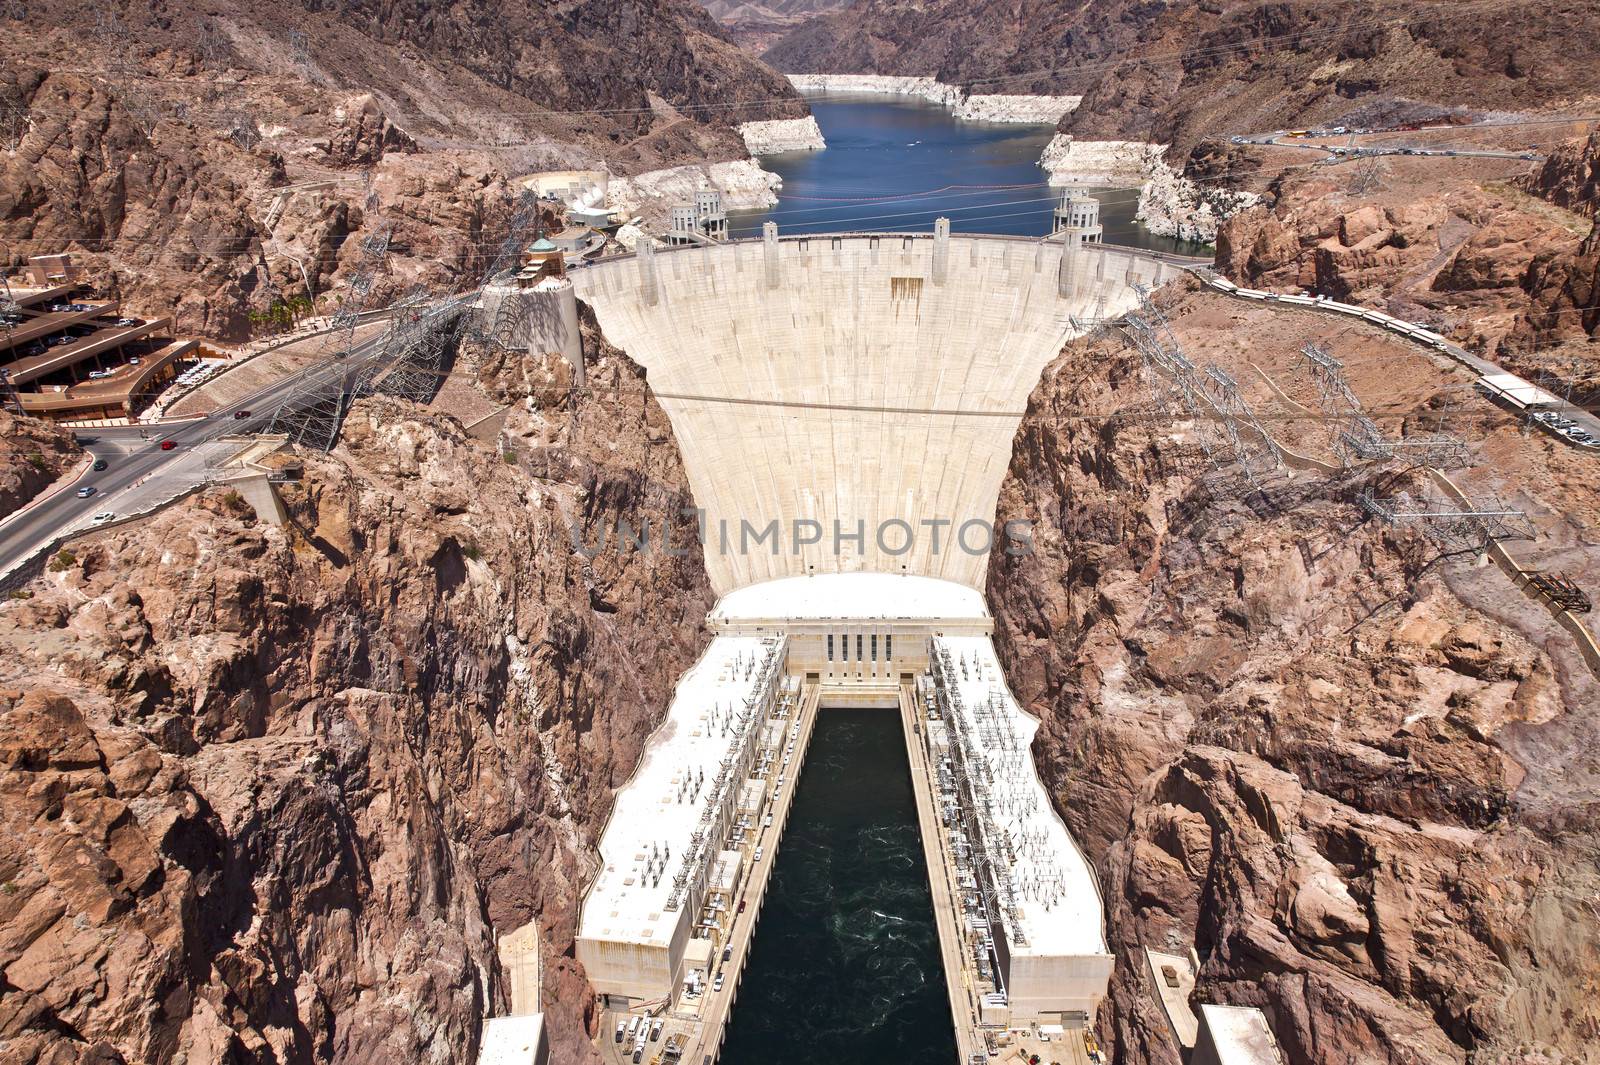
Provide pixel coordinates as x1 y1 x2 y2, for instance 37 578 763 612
571 234 1176 593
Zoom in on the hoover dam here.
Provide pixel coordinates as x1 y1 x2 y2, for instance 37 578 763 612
568 225 1192 1064
571 227 1180 591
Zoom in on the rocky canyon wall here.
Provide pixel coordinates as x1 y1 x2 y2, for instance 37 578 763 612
0 411 82 518
0 1 806 338
0 314 714 1064
984 300 1600 1064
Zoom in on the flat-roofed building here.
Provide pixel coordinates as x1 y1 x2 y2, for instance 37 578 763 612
928 635 1114 1025
710 573 994 704
576 635 789 1007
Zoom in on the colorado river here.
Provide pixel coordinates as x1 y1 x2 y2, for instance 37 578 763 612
719 709 956 1065
734 94 1206 254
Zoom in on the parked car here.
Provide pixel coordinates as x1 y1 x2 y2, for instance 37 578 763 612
649 1020 663 1042
713 973 724 993
76 486 96 498
160 440 176 450
92 511 116 524
92 459 108 471
116 317 138 327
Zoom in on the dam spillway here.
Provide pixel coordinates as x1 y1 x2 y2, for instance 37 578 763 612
570 232 1176 592
574 230 1177 1064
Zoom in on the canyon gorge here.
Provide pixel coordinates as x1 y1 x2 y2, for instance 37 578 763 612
2 2 1599 1064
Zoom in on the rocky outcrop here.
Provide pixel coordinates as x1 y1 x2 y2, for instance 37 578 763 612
953 94 1080 125
986 314 1600 1065
609 158 784 223
319 94 418 168
1520 131 1600 219
1215 172 1600 393
765 1 1600 166
1040 137 1162 188
786 73 1076 124
0 1 809 338
738 115 826 155
787 72 963 107
699 0 853 54
1137 162 1261 246
0 412 82 519
0 317 714 1064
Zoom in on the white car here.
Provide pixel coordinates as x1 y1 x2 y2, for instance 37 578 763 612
91 512 116 524
753 847 763 862
713 973 725 992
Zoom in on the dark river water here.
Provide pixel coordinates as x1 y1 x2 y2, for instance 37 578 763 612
719 709 957 1065
732 93 1204 253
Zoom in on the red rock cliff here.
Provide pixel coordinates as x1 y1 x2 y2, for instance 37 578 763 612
0 315 714 1064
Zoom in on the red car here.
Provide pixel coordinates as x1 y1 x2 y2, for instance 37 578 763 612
159 440 176 451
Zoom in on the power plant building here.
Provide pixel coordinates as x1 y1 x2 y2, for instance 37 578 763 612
576 636 789 1005
928 635 1114 1024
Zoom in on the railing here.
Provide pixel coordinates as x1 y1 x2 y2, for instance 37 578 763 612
576 231 1215 270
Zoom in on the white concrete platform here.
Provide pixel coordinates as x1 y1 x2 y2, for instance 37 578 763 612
478 1015 548 1065
578 636 790 1002
711 573 989 623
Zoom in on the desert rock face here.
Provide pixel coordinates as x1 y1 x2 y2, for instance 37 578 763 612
762 0 1600 161
0 411 81 517
0 319 714 1064
985 302 1600 1064
1215 147 1600 398
0 0 805 338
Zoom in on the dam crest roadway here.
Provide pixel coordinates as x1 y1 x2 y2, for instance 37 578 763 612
570 226 1199 1065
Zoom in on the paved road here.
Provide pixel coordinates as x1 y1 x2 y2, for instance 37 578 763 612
0 333 388 576
1230 131 1540 163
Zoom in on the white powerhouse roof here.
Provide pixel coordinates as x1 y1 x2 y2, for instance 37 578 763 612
711 573 989 622
582 636 783 945
935 635 1106 958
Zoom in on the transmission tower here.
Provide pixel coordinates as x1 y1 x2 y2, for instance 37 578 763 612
287 29 310 67
1360 487 1530 553
266 226 393 450
1300 342 1470 468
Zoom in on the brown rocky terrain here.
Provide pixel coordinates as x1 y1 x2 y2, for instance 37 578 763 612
764 0 1600 164
0 316 714 1064
698 0 855 55
1217 132 1600 403
0 1 805 339
0 411 81 518
987 284 1600 1064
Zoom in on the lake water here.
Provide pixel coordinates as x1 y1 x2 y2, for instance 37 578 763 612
719 709 957 1065
733 94 1203 253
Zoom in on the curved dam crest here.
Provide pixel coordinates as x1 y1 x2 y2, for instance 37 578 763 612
570 234 1177 593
